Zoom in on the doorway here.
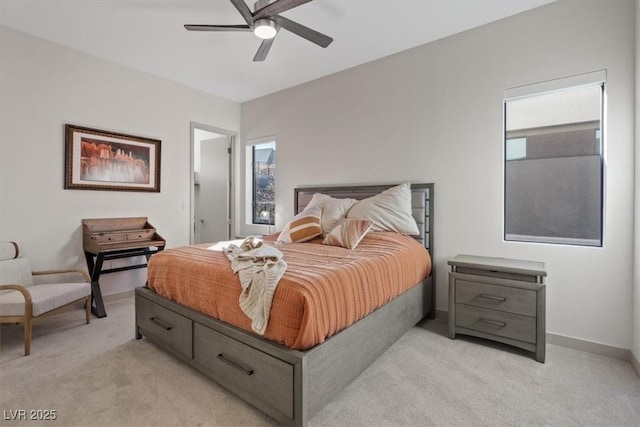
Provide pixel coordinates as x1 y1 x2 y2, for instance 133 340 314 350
190 122 236 244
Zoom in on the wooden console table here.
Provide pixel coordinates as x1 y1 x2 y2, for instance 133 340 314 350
82 217 165 318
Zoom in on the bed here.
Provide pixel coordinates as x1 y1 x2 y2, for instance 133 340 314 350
135 183 435 426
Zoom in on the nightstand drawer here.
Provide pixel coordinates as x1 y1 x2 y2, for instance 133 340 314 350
455 304 536 344
455 279 537 317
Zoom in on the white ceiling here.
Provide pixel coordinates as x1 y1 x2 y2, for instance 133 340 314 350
0 0 554 103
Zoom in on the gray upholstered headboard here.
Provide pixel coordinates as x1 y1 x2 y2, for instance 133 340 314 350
293 183 433 255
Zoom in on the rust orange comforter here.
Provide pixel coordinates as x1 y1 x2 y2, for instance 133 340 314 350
147 231 431 350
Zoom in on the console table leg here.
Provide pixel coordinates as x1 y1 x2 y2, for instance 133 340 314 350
88 253 107 318
90 281 107 318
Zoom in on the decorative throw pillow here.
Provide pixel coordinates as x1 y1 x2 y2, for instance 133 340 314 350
306 193 357 235
323 219 373 249
0 241 19 261
277 208 322 243
346 182 420 235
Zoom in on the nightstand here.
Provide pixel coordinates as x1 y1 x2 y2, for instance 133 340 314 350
448 254 547 363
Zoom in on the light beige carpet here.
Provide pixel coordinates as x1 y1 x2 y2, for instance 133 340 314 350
1 297 639 426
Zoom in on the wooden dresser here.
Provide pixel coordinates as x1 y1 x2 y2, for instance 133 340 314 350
448 254 547 362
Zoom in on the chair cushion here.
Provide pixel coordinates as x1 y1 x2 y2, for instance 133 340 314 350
0 282 90 317
0 258 34 296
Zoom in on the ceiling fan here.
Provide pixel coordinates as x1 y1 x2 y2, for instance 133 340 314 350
185 0 333 62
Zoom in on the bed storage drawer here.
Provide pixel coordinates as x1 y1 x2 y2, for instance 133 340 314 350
455 304 536 344
136 296 193 359
193 323 294 419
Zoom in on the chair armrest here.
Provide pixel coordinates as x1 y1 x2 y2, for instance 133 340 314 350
0 284 33 307
32 269 91 283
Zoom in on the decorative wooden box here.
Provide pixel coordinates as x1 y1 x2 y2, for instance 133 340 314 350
82 217 165 254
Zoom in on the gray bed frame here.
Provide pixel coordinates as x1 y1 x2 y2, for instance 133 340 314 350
135 183 434 426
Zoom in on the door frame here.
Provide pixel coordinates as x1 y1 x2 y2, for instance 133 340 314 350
190 122 237 244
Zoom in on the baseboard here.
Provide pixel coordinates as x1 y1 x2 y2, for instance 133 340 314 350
543 333 639 376
436 309 637 374
631 351 640 377
546 332 630 361
103 289 135 303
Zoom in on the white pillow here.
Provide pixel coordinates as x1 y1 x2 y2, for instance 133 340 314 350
306 193 357 235
346 183 419 235
277 208 322 243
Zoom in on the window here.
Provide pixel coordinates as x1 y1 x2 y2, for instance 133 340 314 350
504 78 604 247
251 141 276 225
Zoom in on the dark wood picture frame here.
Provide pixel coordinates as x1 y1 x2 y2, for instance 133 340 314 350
64 124 161 192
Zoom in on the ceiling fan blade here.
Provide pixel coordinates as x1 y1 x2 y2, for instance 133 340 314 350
230 0 254 25
184 24 251 32
253 0 312 21
273 16 333 48
253 37 276 62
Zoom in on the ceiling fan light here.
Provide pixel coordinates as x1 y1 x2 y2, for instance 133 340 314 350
254 19 277 39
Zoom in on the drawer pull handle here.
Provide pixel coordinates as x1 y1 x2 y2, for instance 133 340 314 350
479 294 506 302
149 316 172 331
217 353 254 376
479 318 506 327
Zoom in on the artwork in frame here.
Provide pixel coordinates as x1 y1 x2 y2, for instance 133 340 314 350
65 124 161 192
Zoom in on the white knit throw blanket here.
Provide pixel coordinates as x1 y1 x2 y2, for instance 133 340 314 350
223 236 287 335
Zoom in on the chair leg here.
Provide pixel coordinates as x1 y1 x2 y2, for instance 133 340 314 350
24 316 32 356
85 296 91 324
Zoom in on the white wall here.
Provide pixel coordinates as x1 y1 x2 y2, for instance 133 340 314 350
241 0 636 349
0 26 240 296
633 0 639 363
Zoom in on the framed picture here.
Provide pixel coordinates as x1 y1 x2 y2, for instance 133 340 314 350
65 124 161 192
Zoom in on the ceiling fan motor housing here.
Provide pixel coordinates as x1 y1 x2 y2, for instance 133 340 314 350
254 19 278 39
254 0 271 12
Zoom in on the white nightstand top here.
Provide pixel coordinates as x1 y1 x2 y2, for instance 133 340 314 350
448 254 547 277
